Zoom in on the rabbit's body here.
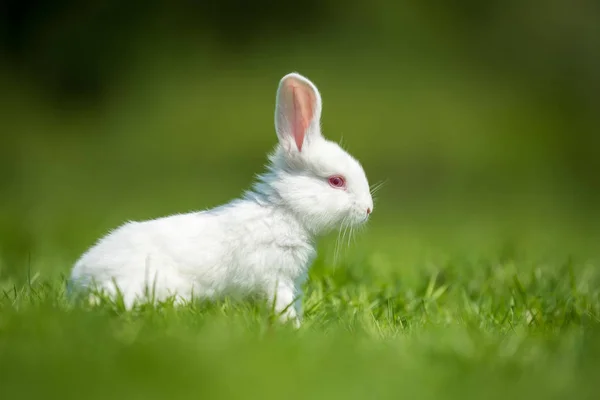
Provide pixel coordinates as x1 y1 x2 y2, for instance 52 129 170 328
71 197 314 319
70 72 373 326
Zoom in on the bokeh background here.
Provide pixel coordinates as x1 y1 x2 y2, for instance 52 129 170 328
1 0 600 283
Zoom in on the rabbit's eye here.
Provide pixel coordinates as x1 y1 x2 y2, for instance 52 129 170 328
328 175 346 189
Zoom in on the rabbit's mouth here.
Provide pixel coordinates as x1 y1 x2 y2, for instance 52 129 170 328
358 215 371 225
346 211 370 227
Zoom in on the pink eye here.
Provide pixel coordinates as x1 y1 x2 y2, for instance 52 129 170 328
328 175 346 189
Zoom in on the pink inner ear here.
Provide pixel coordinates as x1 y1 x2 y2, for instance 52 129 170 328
289 82 315 152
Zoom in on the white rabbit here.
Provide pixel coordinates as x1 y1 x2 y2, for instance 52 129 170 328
69 72 373 326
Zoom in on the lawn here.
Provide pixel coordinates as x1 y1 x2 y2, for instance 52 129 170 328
1 220 599 400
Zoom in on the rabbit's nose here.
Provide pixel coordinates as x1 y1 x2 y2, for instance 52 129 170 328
366 208 372 215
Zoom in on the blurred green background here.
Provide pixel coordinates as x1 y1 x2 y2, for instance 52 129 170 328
1 3 600 400
1 0 600 281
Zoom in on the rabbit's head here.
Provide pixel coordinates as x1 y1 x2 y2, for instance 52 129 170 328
257 72 373 235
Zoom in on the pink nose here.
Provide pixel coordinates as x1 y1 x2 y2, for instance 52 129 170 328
366 208 371 215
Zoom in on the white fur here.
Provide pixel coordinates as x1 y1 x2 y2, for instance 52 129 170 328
69 72 373 326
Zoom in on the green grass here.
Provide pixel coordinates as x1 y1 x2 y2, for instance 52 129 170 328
1 234 599 400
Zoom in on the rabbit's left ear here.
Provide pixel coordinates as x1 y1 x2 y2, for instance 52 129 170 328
274 73 322 152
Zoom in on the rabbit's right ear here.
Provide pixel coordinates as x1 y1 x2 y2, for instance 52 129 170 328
274 73 322 152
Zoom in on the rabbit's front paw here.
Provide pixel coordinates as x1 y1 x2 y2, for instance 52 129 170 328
270 282 301 328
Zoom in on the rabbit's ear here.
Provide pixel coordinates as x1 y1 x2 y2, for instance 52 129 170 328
275 73 322 152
